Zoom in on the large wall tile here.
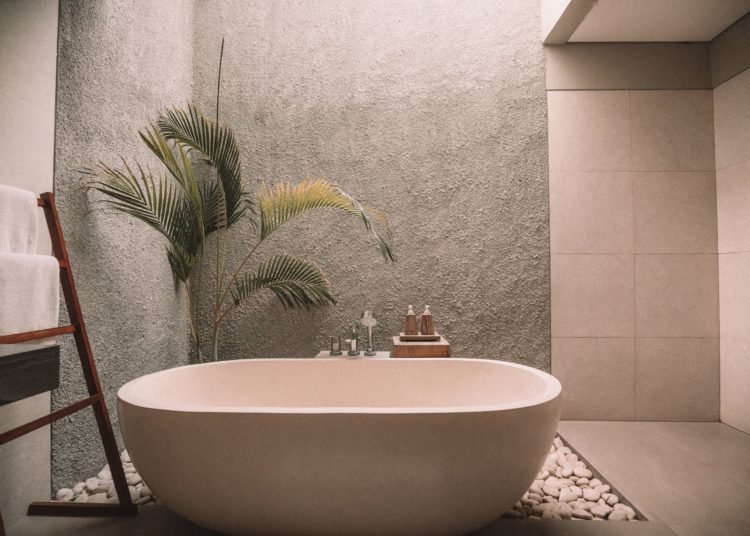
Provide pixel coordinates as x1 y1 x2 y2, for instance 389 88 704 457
714 68 750 170
635 338 719 421
551 254 634 337
720 337 750 434
717 160 750 254
631 90 715 172
550 171 633 254
635 254 719 337
633 171 717 254
719 252 750 342
552 337 635 420
547 91 631 172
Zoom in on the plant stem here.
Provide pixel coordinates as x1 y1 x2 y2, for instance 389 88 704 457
217 238 262 308
184 279 202 362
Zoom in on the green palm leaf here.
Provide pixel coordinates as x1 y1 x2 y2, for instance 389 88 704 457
84 161 200 282
231 254 335 310
257 179 395 262
155 104 250 230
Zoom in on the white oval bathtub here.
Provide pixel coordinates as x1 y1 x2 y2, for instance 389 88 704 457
118 358 561 536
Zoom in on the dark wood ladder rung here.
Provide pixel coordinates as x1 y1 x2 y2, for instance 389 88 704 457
0 395 100 446
0 325 76 344
28 502 137 517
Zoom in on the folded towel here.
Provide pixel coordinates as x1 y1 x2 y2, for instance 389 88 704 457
0 253 60 339
0 185 39 254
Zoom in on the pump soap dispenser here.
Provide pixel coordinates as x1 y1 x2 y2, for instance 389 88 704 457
404 305 419 335
420 305 434 336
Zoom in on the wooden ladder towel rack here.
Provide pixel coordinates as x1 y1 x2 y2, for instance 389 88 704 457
0 192 136 535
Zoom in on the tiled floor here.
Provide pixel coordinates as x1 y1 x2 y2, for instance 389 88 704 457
557 421 750 536
8 422 749 536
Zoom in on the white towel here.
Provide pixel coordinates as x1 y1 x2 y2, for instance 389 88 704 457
0 185 39 254
0 253 60 339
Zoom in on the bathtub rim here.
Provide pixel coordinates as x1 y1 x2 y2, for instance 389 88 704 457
117 357 561 415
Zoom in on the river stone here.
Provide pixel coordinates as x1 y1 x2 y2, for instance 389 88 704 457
558 488 577 503
577 477 590 486
614 504 636 520
88 493 107 504
561 465 574 478
140 485 153 497
572 509 593 520
85 477 99 492
98 469 112 480
74 492 88 503
609 510 628 521
574 467 593 479
126 473 142 486
55 488 73 501
591 504 613 518
590 478 603 488
542 484 559 498
135 496 152 505
583 488 601 502
72 482 86 495
120 450 130 463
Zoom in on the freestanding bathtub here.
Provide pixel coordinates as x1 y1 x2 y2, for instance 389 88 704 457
118 358 561 536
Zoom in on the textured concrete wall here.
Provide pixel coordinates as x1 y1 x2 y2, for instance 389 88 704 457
52 0 193 488
191 1 550 367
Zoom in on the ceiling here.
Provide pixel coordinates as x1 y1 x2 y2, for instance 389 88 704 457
568 0 750 42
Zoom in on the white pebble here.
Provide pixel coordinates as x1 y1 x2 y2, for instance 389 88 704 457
135 496 152 505
88 493 107 504
55 488 73 501
572 509 593 520
559 488 577 503
74 492 88 503
128 486 139 502
72 482 86 495
591 504 613 518
583 488 601 502
85 477 99 493
574 467 593 479
126 473 142 486
97 469 112 480
120 450 130 463
609 510 628 521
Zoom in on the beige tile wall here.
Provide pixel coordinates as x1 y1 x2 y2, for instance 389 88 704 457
549 89 720 421
714 67 750 434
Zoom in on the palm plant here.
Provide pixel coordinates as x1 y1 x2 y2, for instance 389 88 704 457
84 103 394 361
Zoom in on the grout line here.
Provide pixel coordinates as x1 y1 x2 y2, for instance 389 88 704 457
551 252 720 256
552 336 720 340
715 158 750 172
629 90 639 422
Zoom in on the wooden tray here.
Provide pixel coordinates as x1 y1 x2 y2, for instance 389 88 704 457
399 332 441 342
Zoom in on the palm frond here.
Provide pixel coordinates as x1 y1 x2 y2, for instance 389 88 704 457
231 255 335 310
83 161 201 282
257 179 395 262
155 104 250 230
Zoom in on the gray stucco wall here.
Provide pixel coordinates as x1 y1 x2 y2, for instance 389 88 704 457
51 0 549 488
191 0 551 367
52 0 193 488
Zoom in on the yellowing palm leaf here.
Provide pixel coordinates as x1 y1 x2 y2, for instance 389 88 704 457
257 179 395 262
